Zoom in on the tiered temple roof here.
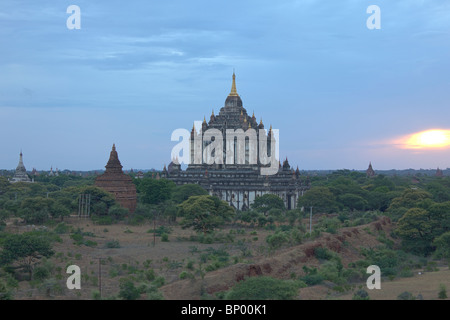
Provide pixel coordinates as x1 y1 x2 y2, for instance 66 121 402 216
10 151 32 183
164 73 307 210
95 144 137 213
366 162 375 178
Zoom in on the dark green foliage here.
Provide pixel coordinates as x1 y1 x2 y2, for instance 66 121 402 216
170 184 208 204
147 225 172 236
137 178 176 205
53 222 70 234
297 186 338 213
434 231 450 259
0 231 55 279
251 194 285 214
397 291 415 300
300 266 324 286
225 276 299 300
118 279 140 300
314 247 333 260
438 284 447 299
70 228 97 247
352 289 370 300
266 231 289 249
105 240 121 248
179 195 235 234
108 205 129 221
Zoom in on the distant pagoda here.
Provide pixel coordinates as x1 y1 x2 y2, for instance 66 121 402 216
366 162 375 178
10 151 32 183
95 144 137 213
436 167 444 177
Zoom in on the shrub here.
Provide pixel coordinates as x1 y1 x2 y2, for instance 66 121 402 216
397 291 415 300
118 279 140 300
33 265 51 281
54 223 70 234
153 276 165 288
352 289 370 300
91 290 101 300
105 240 120 248
314 247 333 260
91 215 113 225
161 233 169 242
438 284 447 299
225 276 299 300
266 231 289 249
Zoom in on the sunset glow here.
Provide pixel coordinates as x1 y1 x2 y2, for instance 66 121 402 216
396 129 450 149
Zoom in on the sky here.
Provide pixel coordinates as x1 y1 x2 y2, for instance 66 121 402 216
1 0 450 171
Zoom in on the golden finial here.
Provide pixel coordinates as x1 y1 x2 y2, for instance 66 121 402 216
203 116 206 123
211 109 214 116
229 71 239 97
260 118 263 125
240 109 243 116
252 111 255 118
248 122 252 129
244 117 247 122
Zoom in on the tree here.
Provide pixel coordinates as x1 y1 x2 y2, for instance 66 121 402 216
171 184 208 204
108 205 129 221
434 232 450 259
77 186 116 216
396 208 435 255
338 194 368 211
387 189 433 221
138 178 176 205
297 186 338 213
251 194 285 215
0 232 54 280
178 195 234 234
0 177 10 195
118 279 140 300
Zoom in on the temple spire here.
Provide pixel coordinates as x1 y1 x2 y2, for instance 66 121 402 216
229 72 239 97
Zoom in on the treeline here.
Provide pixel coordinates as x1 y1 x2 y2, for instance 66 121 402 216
1 170 450 258
298 170 450 257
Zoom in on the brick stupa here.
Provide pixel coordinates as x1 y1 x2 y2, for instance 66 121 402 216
95 144 137 213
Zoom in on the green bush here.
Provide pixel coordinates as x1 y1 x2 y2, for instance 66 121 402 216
161 233 169 242
54 223 70 234
397 291 415 300
266 231 289 249
105 240 120 248
32 265 51 281
314 247 333 260
118 279 140 300
91 215 113 225
438 284 447 299
225 276 299 300
153 276 165 288
352 289 370 300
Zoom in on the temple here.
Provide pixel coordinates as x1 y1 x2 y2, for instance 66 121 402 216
162 73 308 210
10 151 32 183
366 162 375 178
436 167 444 177
95 144 137 213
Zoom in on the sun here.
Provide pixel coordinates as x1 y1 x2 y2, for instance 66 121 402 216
401 129 450 149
